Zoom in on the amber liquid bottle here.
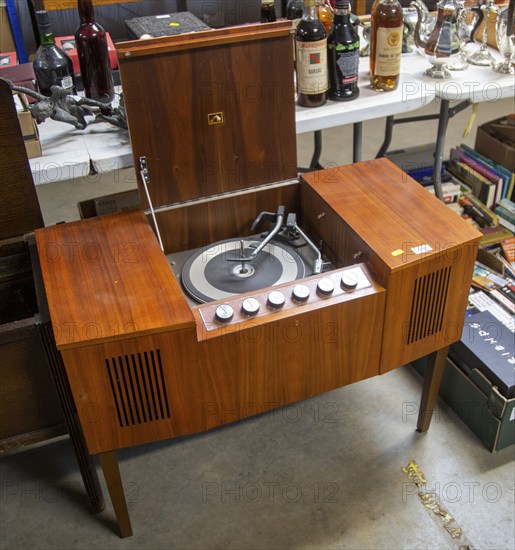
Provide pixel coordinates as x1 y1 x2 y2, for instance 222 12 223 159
75 0 115 103
369 0 403 91
296 0 328 107
316 0 334 34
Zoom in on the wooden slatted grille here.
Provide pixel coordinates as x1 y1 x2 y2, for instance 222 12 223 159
105 349 170 427
407 266 452 345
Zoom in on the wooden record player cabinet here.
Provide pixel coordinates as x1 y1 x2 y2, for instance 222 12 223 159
35 22 482 537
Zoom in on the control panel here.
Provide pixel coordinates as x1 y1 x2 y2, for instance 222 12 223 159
198 265 372 331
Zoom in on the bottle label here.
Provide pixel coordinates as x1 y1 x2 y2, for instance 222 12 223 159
336 45 359 83
296 39 329 95
374 26 402 76
60 75 74 90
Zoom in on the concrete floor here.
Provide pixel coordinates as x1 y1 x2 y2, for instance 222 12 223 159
1 98 514 549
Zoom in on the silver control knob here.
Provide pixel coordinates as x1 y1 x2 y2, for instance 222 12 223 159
267 290 286 309
215 304 234 322
292 284 310 303
241 297 260 316
341 272 358 290
317 277 335 296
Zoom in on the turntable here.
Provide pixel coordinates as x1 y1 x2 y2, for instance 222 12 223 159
168 206 331 304
35 22 482 537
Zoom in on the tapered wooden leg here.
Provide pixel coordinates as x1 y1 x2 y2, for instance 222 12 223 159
98 451 133 538
417 346 449 433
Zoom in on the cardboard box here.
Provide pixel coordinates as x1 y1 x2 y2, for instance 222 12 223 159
475 116 515 172
55 33 118 74
413 356 515 452
14 93 42 159
78 189 140 219
0 5 16 53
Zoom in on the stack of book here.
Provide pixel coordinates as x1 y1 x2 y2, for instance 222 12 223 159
446 144 514 208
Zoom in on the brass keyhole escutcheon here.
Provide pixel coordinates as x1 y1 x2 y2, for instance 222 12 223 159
208 112 224 125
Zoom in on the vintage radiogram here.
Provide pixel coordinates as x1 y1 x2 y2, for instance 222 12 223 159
34 22 482 537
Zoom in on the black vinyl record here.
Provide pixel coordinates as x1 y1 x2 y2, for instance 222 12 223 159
182 238 306 303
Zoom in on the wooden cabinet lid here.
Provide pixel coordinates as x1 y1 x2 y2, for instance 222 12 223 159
116 21 297 210
0 79 43 240
35 209 195 349
301 159 483 272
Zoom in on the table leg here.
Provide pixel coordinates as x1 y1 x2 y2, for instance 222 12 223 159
417 346 449 433
375 116 394 159
98 451 133 538
353 122 362 163
432 99 450 202
310 130 324 170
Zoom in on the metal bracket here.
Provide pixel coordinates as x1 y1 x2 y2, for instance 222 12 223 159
139 156 164 252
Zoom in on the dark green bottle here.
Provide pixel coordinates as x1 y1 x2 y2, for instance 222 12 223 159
33 10 76 97
327 0 360 101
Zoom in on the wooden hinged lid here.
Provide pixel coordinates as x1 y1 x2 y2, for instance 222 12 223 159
0 78 43 240
116 21 297 210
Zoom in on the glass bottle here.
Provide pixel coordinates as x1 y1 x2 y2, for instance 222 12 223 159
316 0 334 34
261 0 277 22
296 0 328 107
33 10 76 97
327 0 360 101
75 0 115 103
286 0 304 21
369 0 403 91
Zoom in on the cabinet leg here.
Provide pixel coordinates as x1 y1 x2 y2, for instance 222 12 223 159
98 451 133 538
417 346 449 433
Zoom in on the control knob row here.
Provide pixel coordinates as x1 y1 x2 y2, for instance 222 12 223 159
214 272 360 322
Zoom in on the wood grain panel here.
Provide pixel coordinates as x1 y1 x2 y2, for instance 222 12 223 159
118 22 297 208
196 291 386 431
379 242 478 373
153 182 300 254
61 329 203 454
0 80 43 240
35 210 194 349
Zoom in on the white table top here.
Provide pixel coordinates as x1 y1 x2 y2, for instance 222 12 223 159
30 49 514 185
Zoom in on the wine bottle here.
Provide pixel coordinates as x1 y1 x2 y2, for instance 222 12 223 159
261 0 277 22
296 0 328 108
33 10 76 97
327 0 360 101
369 0 403 91
75 0 115 103
286 0 304 21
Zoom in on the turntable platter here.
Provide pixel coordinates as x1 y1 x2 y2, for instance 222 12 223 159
181 238 306 303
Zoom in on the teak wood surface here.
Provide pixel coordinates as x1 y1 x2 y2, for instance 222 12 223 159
117 22 297 209
35 210 194 349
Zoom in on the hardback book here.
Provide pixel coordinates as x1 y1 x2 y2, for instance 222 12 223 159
446 159 496 207
460 143 514 201
451 146 504 203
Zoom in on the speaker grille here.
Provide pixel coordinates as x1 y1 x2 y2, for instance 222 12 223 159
106 349 170 428
407 266 452 345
